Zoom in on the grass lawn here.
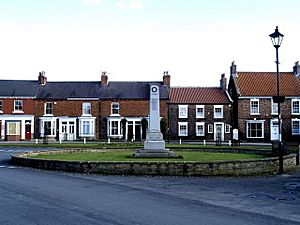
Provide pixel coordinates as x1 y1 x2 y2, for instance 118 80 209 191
29 151 266 162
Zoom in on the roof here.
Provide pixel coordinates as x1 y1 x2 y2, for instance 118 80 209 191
169 87 231 104
235 72 300 96
0 80 38 97
36 82 101 99
100 82 168 99
36 81 168 99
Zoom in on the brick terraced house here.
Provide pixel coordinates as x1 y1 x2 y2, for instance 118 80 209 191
168 74 232 141
228 61 300 142
0 80 38 141
35 72 101 141
99 73 169 141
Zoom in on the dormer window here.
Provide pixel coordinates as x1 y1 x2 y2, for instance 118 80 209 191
82 102 91 115
45 102 53 115
14 100 23 112
111 102 120 115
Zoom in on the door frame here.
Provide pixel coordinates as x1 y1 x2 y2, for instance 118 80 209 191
214 122 224 141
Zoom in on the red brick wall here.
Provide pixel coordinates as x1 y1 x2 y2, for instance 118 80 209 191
100 99 168 118
0 98 35 114
35 100 100 117
35 100 101 139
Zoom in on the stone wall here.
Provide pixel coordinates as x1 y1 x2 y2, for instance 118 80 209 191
11 150 297 176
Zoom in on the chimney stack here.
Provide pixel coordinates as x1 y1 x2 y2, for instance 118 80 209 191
230 61 237 78
101 71 108 85
163 71 171 88
293 61 300 78
220 73 227 90
38 71 47 86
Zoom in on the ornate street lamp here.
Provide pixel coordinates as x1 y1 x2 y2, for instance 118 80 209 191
269 26 284 174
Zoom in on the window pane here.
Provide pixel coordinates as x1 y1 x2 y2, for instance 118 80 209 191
83 103 91 115
83 121 90 135
248 122 263 138
14 100 23 111
111 121 119 135
46 102 53 114
292 101 300 114
8 122 20 135
112 103 119 114
292 121 300 135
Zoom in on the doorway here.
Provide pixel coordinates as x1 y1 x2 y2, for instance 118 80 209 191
270 119 280 141
25 121 31 140
214 123 224 141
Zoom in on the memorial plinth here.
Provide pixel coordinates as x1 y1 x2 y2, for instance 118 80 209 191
133 84 177 158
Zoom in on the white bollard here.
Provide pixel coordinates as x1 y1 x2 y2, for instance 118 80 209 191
203 140 206 146
179 139 182 145
108 138 110 144
229 140 232 146
35 139 38 144
59 139 62 144
83 138 86 144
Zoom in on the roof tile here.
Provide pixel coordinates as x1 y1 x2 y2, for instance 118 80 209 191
169 87 230 104
236 72 300 96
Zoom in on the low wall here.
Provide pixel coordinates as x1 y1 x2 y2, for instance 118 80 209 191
11 150 297 176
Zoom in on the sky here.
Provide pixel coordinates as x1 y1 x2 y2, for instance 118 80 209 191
0 0 300 87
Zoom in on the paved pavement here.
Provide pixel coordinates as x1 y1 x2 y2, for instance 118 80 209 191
0 147 299 225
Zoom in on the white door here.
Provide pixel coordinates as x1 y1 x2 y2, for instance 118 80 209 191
214 123 224 141
270 120 279 141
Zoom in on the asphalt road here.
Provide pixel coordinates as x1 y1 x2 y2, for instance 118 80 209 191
0 146 299 225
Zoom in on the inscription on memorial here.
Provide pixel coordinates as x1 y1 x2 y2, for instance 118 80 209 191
152 99 158 111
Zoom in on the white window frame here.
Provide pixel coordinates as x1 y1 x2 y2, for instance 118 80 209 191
178 122 188 136
214 105 223 118
41 119 56 137
111 102 120 115
225 124 231 133
246 120 264 138
108 119 122 137
82 102 91 116
271 99 278 115
196 105 205 118
44 102 53 115
292 119 300 135
14 100 23 112
178 105 188 118
250 99 259 115
291 99 300 115
208 124 213 133
7 121 21 135
79 118 95 137
196 122 205 136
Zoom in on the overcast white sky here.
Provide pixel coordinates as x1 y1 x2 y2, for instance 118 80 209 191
0 0 299 86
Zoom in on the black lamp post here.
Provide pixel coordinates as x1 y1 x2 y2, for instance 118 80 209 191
269 26 284 174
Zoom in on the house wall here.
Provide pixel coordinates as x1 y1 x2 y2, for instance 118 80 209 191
168 104 232 141
100 99 168 139
237 98 299 142
0 98 35 114
34 100 101 140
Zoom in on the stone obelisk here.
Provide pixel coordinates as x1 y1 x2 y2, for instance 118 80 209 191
133 84 177 158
